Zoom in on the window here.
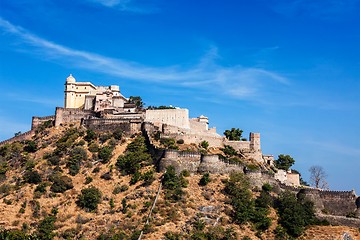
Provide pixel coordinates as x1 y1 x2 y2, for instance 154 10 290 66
85 87 87 89
76 87 78 89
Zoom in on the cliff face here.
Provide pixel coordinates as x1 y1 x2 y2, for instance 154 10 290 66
0 123 359 240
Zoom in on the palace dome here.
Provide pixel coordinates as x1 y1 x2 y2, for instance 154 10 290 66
66 74 75 83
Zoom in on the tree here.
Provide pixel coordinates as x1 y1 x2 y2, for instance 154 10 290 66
224 128 243 141
129 96 144 108
309 165 329 190
274 154 295 170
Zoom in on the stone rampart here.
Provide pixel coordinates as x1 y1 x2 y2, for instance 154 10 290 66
31 115 55 130
55 107 97 127
145 109 190 129
300 189 358 216
0 130 35 146
314 214 360 228
82 118 143 137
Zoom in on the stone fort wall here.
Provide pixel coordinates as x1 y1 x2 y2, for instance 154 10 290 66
299 188 359 217
55 107 97 127
31 115 55 130
0 130 35 146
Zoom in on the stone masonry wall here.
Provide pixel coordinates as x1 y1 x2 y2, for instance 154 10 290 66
314 214 360 228
300 189 358 216
31 115 55 130
55 107 96 127
82 118 143 137
0 130 35 146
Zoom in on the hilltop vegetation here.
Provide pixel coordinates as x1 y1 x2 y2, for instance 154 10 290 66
0 123 358 240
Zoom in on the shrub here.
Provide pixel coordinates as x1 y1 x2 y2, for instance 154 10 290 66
153 131 161 141
163 166 179 190
130 172 141 185
262 183 272 192
93 166 101 173
84 129 96 142
77 187 102 211
193 220 206 231
200 140 209 149
116 136 151 174
347 211 356 218
23 170 42 184
75 139 85 146
48 156 61 166
98 145 113 163
85 176 93 184
176 139 184 144
88 142 100 152
220 145 237 157
50 175 73 193
165 231 182 240
24 140 38 153
113 129 123 140
37 215 57 239
247 164 259 170
181 170 190 177
100 172 112 180
108 137 117 148
35 182 48 194
109 198 115 209
275 191 315 237
200 173 211 186
321 208 328 215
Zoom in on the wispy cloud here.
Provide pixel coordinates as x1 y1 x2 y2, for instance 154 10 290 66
88 0 158 13
0 17 289 102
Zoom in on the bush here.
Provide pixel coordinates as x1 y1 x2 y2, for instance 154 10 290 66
321 208 328 215
200 173 211 186
48 156 61 166
37 215 57 239
88 142 100 152
98 145 113 163
93 166 101 173
262 183 272 192
247 164 259 170
130 172 142 185
85 176 93 184
35 182 48 194
77 187 102 211
220 145 237 157
50 175 73 193
84 129 96 142
275 191 315 237
181 170 190 177
113 129 123 140
153 131 161 141
24 140 38 153
100 172 112 180
347 212 356 218
23 170 42 184
200 140 209 149
176 139 184 144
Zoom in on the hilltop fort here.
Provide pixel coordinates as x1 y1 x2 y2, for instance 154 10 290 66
0 75 359 229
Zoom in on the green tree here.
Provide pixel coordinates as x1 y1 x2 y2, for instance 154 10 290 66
129 96 144 108
224 128 243 141
275 191 315 237
77 187 102 211
274 154 295 170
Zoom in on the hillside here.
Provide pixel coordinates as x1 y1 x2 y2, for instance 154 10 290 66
0 122 359 240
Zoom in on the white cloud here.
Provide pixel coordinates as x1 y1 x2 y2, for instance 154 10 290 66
0 17 289 102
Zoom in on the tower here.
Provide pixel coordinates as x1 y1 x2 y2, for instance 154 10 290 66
64 74 76 108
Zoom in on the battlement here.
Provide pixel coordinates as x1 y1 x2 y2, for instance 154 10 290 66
0 129 35 146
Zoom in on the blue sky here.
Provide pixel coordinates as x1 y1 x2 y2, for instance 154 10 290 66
0 0 359 193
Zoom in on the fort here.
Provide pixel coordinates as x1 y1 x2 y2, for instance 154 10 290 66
1 75 359 227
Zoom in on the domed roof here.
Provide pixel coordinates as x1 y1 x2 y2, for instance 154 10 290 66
66 74 75 83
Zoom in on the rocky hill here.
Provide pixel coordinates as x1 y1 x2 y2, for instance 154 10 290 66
0 122 359 240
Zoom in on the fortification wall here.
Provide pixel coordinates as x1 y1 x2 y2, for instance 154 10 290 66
31 115 55 130
198 155 244 174
0 130 35 146
300 189 358 216
285 173 300 186
55 107 96 126
82 118 143 137
314 214 360 228
145 109 190 129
